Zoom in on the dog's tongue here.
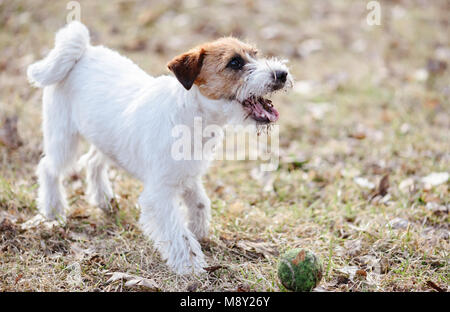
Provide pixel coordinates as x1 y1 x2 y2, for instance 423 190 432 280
254 99 279 122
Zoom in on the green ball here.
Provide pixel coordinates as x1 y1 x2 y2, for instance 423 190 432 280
277 248 323 292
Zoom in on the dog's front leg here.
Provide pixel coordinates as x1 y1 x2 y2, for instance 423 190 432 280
138 183 206 275
183 177 211 241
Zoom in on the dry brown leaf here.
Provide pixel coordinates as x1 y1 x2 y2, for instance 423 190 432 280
355 269 367 278
344 239 362 257
235 240 279 259
186 282 201 292
237 283 250 292
0 218 17 239
378 174 390 197
426 280 446 292
370 174 390 201
204 265 223 274
70 243 95 260
14 273 23 284
106 272 159 291
387 217 410 230
349 132 366 140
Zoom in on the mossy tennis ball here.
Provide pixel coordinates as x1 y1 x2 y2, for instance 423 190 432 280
277 248 323 291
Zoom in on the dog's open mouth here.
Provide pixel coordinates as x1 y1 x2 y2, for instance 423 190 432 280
241 96 279 124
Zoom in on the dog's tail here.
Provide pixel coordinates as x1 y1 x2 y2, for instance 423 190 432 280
27 21 90 87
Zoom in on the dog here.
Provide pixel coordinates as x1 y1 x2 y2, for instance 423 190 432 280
27 21 292 274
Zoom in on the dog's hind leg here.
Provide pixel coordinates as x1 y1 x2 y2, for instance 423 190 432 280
78 146 114 212
37 86 79 221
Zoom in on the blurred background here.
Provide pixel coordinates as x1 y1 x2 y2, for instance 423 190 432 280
0 0 448 291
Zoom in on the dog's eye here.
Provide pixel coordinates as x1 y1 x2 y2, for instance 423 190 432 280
227 56 244 70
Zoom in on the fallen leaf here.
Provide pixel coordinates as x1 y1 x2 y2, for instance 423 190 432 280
377 174 390 197
336 275 350 285
70 243 95 260
20 214 62 231
370 174 390 200
68 207 89 219
187 282 201 292
214 185 225 195
204 265 223 273
349 132 366 140
387 217 410 230
235 240 279 259
421 172 449 187
237 283 250 292
106 272 159 291
359 255 389 274
354 177 375 189
15 273 23 284
356 269 367 278
426 280 446 292
0 218 17 237
88 254 106 266
336 266 359 279
124 278 156 289
344 239 362 257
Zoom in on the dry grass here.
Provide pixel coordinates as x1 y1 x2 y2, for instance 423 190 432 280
0 0 449 292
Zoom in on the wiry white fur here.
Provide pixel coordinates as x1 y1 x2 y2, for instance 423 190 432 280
27 21 89 87
236 55 293 102
27 21 291 274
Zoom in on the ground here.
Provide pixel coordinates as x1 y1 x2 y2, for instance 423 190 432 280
0 0 448 292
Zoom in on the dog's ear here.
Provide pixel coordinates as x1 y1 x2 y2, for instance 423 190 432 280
167 48 205 90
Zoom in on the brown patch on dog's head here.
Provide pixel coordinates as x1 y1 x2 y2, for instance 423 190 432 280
167 37 258 99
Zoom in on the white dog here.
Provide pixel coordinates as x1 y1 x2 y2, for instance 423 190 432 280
27 21 292 274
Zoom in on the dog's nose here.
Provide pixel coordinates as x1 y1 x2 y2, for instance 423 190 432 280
275 70 287 83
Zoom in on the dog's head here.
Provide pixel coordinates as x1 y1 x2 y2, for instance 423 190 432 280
167 37 293 125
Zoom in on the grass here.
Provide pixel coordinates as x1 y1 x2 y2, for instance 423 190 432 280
0 0 449 291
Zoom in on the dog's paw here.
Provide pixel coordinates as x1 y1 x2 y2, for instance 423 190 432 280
171 255 207 275
164 233 208 275
190 224 210 241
